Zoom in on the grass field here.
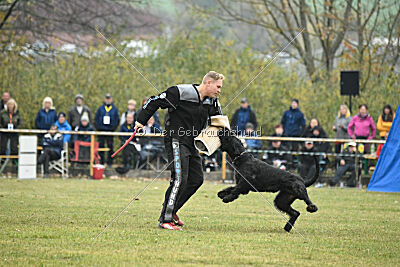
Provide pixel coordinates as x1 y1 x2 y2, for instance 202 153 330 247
0 177 399 266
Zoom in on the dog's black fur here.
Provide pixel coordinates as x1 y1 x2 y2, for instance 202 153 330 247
218 129 319 232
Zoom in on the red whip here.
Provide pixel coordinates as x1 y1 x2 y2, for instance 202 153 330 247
111 129 138 158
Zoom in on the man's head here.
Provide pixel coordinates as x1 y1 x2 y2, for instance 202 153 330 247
2 92 10 103
126 113 134 125
75 94 83 106
274 124 284 135
240 97 249 109
49 124 58 136
201 71 224 98
348 142 357 152
128 99 136 111
305 141 313 149
272 140 281 148
245 122 254 134
291 99 299 109
58 112 66 124
104 93 113 105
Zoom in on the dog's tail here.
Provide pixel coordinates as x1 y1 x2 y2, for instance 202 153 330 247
305 155 320 187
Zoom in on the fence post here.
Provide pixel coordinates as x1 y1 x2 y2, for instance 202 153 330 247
90 133 95 177
222 152 226 181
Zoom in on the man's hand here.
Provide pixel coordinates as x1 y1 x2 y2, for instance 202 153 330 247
135 121 144 131
340 159 345 166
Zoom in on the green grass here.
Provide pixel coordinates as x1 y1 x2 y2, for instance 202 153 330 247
0 178 399 266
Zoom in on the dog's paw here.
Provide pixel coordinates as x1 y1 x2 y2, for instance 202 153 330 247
284 223 293 232
217 191 228 199
222 195 236 203
306 204 318 213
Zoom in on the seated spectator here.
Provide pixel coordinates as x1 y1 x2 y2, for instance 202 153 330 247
377 104 395 139
1 92 10 110
299 141 317 183
348 104 376 153
55 112 72 145
311 126 331 167
302 118 327 138
265 140 290 170
72 113 94 144
35 97 58 130
281 98 306 151
243 122 262 150
0 99 21 164
116 113 137 174
332 104 352 153
270 124 288 146
37 125 64 178
230 97 258 135
376 132 388 159
68 94 91 129
120 99 137 126
330 142 357 187
137 116 163 168
95 93 120 167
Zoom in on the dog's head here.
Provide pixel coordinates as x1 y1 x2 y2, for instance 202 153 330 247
218 127 245 158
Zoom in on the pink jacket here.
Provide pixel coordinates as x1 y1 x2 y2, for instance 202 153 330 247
347 114 376 139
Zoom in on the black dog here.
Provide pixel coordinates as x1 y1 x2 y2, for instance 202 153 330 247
218 129 319 232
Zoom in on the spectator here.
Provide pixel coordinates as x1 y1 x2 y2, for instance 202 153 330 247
1 92 10 110
333 104 352 153
73 113 94 144
0 99 21 163
136 97 161 126
37 124 64 178
281 98 306 150
243 122 262 150
302 118 327 138
116 113 137 174
68 94 91 129
270 124 288 146
330 142 357 187
311 126 331 164
35 97 58 130
347 104 376 153
265 140 290 170
120 99 137 126
95 93 120 167
137 116 163 168
376 104 395 139
230 97 258 135
299 141 317 183
55 112 72 144
376 132 388 159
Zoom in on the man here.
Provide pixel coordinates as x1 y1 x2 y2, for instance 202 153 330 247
116 113 138 174
230 97 257 135
38 124 64 178
299 141 317 183
1 92 10 111
330 142 358 187
55 112 72 144
281 98 306 151
95 93 119 167
265 140 291 170
68 94 91 129
135 71 223 230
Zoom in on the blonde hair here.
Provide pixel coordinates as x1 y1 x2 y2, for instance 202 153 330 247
339 104 350 118
42 96 55 109
128 99 136 106
202 71 225 84
6 98 18 113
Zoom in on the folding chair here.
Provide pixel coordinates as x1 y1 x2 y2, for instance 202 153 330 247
42 143 69 178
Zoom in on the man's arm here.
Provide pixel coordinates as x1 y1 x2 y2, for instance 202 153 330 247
136 86 180 129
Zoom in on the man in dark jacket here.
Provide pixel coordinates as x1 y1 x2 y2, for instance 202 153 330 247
330 142 357 187
68 94 91 129
72 113 94 145
95 93 120 167
281 98 306 151
38 124 64 178
265 140 291 170
230 97 257 136
115 113 138 174
299 141 317 183
0 99 21 163
135 71 223 230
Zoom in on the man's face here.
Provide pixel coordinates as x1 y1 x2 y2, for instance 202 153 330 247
349 146 356 152
58 116 65 124
245 127 253 134
49 127 57 135
3 92 10 102
275 127 283 135
76 98 83 106
272 141 281 148
305 143 313 149
105 97 113 105
291 101 298 109
206 79 222 98
240 102 249 109
126 114 134 124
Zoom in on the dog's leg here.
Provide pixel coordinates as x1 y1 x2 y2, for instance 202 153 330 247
274 192 300 232
297 187 318 213
217 186 234 199
222 182 250 203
